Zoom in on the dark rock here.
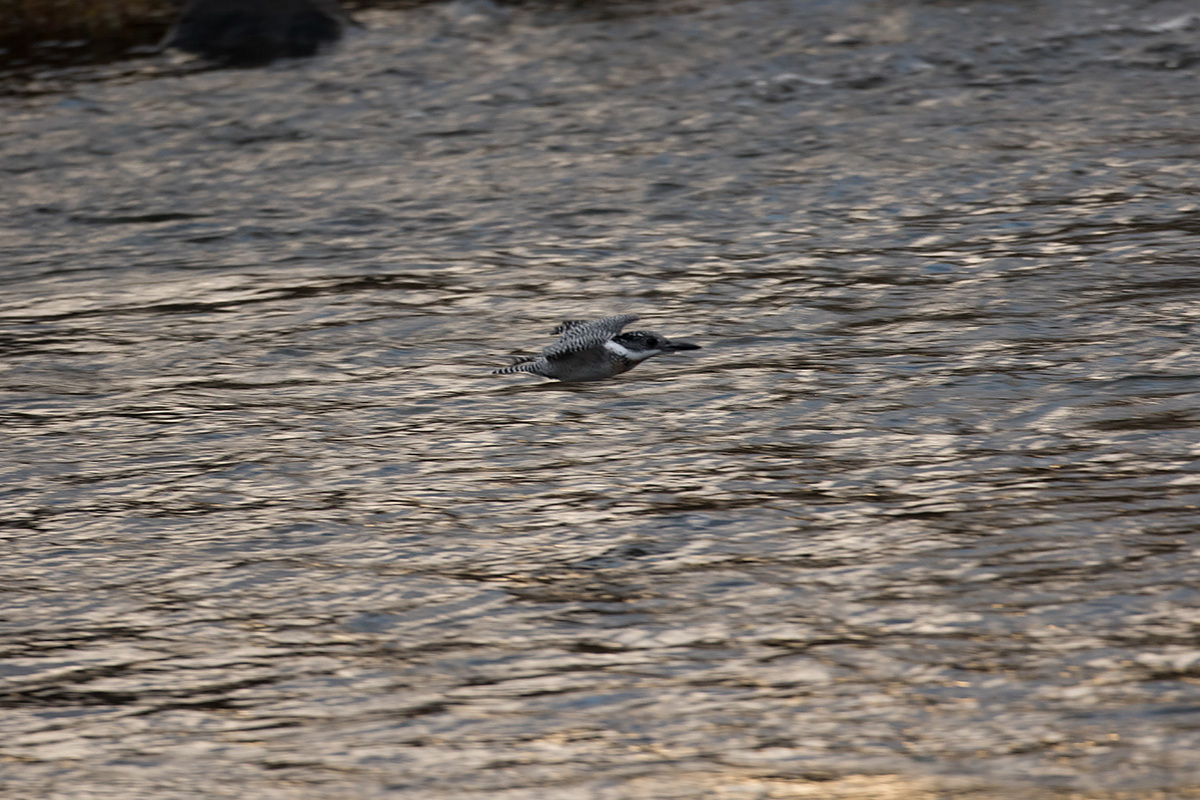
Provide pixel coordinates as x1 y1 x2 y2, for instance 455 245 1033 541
163 0 352 66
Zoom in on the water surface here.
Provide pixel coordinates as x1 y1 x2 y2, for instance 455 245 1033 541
3 0 1200 797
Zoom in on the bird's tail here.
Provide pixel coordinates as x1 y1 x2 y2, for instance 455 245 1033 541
492 360 540 376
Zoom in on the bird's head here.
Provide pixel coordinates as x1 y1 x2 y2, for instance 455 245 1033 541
610 331 701 362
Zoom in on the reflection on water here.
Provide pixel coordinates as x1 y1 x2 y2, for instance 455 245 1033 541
3 0 1200 797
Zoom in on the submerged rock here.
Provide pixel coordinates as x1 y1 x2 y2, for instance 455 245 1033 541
163 0 353 65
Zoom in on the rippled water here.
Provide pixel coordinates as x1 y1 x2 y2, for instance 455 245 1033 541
3 0 1200 797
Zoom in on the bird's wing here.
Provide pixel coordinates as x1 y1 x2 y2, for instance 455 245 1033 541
550 320 589 337
550 314 638 338
543 314 639 358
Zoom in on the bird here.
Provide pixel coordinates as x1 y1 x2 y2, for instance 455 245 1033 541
492 314 701 383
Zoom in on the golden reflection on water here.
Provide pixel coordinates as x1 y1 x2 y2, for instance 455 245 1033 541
3 0 1200 797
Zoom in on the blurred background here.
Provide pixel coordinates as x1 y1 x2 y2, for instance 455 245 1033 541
3 0 1200 798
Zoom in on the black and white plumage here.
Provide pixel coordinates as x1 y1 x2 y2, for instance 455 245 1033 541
492 314 701 383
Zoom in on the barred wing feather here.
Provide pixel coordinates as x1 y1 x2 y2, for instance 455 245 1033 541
543 315 639 358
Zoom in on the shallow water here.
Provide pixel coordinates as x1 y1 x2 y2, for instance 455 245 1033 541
3 0 1200 797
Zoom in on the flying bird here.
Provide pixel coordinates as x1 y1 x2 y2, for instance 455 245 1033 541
492 314 701 383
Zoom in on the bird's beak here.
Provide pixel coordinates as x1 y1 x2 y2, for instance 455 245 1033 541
664 340 701 352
